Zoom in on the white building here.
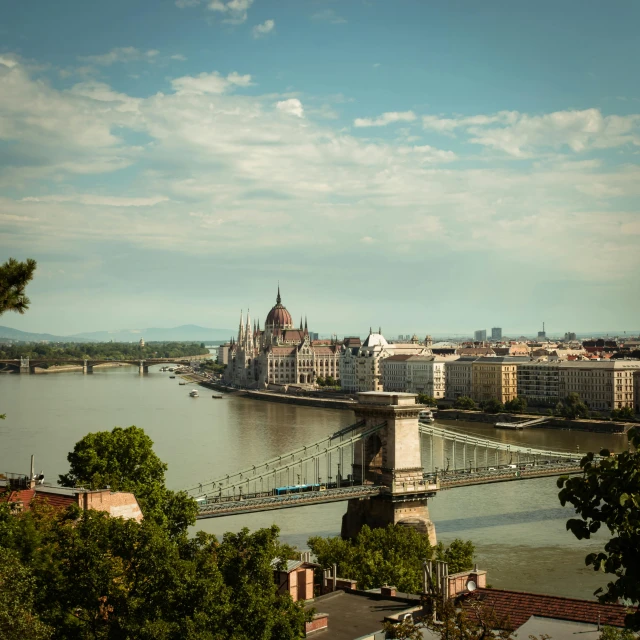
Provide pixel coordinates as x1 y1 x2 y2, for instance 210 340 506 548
445 357 477 400
340 331 432 393
381 355 446 397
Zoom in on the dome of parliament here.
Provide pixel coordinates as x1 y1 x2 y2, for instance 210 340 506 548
265 286 293 328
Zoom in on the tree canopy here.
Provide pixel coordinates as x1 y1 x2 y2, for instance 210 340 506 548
558 428 640 629
0 503 307 640
308 524 474 593
454 396 477 410
555 393 590 419
58 426 198 539
417 394 437 407
0 257 37 316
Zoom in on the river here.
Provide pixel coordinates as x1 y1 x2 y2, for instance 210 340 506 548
1 365 625 599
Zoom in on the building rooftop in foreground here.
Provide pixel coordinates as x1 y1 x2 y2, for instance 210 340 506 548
305 590 429 640
457 588 629 629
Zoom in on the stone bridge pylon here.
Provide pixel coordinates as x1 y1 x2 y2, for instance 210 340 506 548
341 392 438 545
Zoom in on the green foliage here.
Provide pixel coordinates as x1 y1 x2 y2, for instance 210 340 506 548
599 627 638 640
200 359 225 373
325 375 337 387
454 396 476 410
555 393 590 419
504 396 527 413
557 428 640 630
382 617 424 639
480 398 504 414
308 525 474 593
0 257 37 316
0 341 209 361
59 426 198 539
0 505 306 640
611 406 635 421
316 376 325 386
0 548 52 640
417 394 437 407
425 599 516 640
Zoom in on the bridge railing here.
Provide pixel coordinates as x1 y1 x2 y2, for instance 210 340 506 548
186 420 385 499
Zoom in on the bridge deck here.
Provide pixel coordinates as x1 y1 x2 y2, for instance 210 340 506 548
438 464 581 489
196 485 382 519
195 464 582 518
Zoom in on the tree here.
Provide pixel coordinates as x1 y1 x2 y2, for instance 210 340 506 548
504 396 527 413
308 524 474 593
0 257 37 316
555 393 590 419
611 406 635 421
325 375 337 387
599 627 638 640
417 394 437 407
454 396 476 410
0 548 52 640
557 428 640 629
58 426 198 539
480 398 504 414
316 376 325 387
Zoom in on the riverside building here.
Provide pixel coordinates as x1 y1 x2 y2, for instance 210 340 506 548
339 331 432 393
471 356 529 404
380 355 446 397
445 357 478 400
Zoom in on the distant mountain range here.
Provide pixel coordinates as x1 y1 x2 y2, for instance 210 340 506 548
0 325 234 343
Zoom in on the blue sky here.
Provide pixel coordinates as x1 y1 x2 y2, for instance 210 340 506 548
1 0 639 337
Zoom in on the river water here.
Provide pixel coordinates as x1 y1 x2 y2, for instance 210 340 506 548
1 365 626 599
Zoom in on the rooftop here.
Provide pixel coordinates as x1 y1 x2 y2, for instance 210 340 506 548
457 588 629 629
304 590 421 640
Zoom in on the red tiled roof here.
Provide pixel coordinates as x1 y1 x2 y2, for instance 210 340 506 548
458 588 630 629
33 492 77 510
0 488 35 506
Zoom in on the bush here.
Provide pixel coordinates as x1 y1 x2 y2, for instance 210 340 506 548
480 398 504 414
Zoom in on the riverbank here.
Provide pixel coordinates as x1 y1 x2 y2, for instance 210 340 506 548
437 408 634 434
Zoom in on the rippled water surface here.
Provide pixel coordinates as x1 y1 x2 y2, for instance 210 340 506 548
1 366 625 599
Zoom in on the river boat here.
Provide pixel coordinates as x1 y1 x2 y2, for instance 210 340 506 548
179 381 186 385
418 409 435 424
212 395 223 399
169 375 175 379
189 389 199 397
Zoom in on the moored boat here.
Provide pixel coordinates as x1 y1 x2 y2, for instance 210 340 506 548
418 409 435 424
189 389 199 397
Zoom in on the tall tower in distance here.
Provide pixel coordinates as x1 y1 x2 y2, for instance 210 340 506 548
537 322 547 340
491 327 502 341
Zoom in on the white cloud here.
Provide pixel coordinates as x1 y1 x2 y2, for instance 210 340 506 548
311 9 347 24
360 236 375 244
176 0 201 6
171 54 188 61
21 195 168 207
252 19 275 38
78 47 160 66
276 98 304 118
207 0 253 24
0 55 18 68
171 71 253 94
354 111 416 127
423 109 640 157
2 55 640 287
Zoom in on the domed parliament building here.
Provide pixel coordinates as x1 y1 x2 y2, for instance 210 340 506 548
224 287 341 388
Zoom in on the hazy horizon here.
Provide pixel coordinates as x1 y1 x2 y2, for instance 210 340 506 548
2 0 639 334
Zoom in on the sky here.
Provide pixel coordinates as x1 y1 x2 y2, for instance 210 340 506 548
1 0 639 337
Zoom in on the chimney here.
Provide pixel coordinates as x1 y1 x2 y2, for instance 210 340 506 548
29 455 36 489
381 585 397 598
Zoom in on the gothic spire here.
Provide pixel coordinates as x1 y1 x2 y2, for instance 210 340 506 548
276 283 281 305
238 310 244 343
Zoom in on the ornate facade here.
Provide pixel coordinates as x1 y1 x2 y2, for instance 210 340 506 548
224 287 340 388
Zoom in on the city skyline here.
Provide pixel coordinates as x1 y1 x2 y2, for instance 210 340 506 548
2 0 640 335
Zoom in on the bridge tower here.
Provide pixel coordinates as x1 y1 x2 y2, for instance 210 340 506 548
138 360 148 375
83 359 93 374
341 392 437 545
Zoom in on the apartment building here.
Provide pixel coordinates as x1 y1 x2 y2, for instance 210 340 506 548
635 371 640 413
517 362 560 406
381 355 446 397
471 356 529 403
445 357 478 400
558 360 640 411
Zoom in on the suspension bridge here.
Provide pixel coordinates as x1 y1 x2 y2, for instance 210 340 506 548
185 392 587 544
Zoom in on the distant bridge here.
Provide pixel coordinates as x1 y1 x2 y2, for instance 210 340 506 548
185 393 589 541
0 355 210 374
